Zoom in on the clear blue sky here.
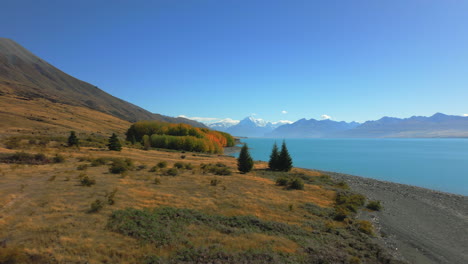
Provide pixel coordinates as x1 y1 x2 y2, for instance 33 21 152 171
2 0 468 123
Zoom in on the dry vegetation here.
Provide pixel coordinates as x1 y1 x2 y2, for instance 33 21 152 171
0 136 401 264
0 95 130 138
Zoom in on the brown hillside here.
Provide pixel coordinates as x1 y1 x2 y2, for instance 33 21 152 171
0 38 204 127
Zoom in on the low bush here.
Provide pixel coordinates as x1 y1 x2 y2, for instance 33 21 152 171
289 178 304 190
89 199 104 213
157 161 167 169
356 220 374 235
200 163 232 175
136 164 147 171
275 176 289 186
275 176 304 190
165 168 178 176
366 200 382 211
109 158 134 174
0 152 50 165
106 189 118 205
53 154 66 163
91 157 109 167
174 162 184 169
77 164 88 171
80 174 96 186
184 163 194 170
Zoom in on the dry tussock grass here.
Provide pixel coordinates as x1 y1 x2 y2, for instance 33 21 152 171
0 95 130 138
0 145 335 262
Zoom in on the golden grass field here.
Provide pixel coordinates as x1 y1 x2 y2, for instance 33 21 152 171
0 144 337 263
0 95 130 138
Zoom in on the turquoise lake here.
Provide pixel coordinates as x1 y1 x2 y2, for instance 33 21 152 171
236 138 468 196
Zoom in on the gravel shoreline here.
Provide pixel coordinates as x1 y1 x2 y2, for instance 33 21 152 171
322 170 468 264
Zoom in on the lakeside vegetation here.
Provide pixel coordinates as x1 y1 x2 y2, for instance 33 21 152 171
126 121 235 154
0 131 397 264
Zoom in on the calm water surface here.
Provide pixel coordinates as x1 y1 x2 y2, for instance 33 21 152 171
237 138 468 196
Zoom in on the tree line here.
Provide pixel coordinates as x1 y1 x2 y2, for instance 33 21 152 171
126 121 235 154
237 141 293 173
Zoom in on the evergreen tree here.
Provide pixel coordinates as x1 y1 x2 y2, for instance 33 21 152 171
108 133 122 151
278 141 293 172
237 144 254 173
67 131 79 147
268 142 280 171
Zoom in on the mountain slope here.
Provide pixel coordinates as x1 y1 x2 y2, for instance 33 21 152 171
268 118 360 138
340 113 468 138
223 117 291 137
0 38 204 127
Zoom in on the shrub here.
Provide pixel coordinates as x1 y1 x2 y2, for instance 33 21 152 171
174 162 184 169
356 220 374 235
180 155 186 159
149 166 158 172
53 154 66 163
184 163 194 170
89 199 104 213
109 158 134 174
91 157 109 166
276 177 289 186
157 161 167 169
214 167 231 176
106 189 118 205
80 175 96 186
200 163 232 175
136 164 147 171
366 200 382 211
77 164 88 171
289 178 304 190
0 152 51 165
165 168 178 176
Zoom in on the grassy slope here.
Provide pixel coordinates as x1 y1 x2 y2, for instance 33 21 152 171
0 95 131 137
0 140 403 263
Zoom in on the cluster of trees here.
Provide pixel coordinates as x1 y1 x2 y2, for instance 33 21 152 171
67 131 122 151
237 141 293 173
126 121 235 154
268 141 293 172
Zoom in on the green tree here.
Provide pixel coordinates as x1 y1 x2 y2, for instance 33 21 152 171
268 142 280 171
278 141 293 172
108 133 122 151
237 144 254 173
67 131 79 147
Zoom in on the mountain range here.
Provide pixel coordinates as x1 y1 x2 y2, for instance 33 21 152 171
0 38 204 135
208 117 292 138
207 113 468 138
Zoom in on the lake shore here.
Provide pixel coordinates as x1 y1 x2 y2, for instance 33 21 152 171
323 170 468 264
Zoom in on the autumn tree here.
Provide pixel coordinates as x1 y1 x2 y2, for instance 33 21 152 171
237 144 254 173
278 141 293 172
108 133 122 151
67 131 79 147
268 142 280 171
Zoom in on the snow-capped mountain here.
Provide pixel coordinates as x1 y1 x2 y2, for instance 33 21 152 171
222 117 292 137
207 118 240 131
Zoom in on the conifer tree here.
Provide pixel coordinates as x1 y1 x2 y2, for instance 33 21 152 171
67 131 79 147
278 141 293 172
237 144 254 173
108 133 122 151
268 142 280 171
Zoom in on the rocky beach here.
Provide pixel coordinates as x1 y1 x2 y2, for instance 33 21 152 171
326 171 468 264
